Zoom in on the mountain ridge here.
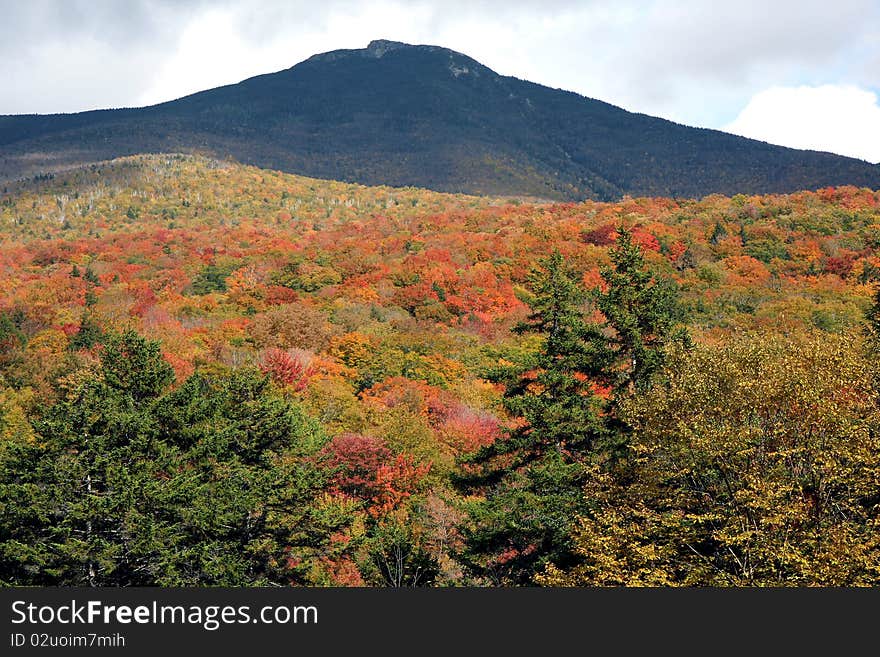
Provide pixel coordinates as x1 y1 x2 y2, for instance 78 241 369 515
1 40 878 200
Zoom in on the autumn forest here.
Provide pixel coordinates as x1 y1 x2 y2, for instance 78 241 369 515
1 154 879 586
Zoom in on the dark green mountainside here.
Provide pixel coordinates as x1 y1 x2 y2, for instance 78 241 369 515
1 39 878 200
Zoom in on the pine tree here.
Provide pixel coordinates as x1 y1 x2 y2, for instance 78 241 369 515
504 250 612 455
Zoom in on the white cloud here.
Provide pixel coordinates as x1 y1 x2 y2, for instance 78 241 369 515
723 85 880 164
136 2 437 107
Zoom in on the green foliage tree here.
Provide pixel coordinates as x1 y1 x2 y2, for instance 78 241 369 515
151 370 353 585
1 331 175 585
595 226 689 398
68 314 102 351
457 233 688 584
189 264 233 295
455 250 607 584
0 330 352 585
83 266 100 286
361 518 439 587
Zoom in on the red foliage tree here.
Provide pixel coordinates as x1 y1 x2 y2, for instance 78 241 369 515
320 433 430 515
321 433 393 502
258 347 313 391
581 223 618 246
438 405 502 453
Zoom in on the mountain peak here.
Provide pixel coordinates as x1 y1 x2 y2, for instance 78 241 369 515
365 39 410 57
306 39 473 65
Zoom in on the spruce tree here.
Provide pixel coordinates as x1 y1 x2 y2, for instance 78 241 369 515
0 330 350 585
0 331 176 585
456 250 608 584
595 226 689 398
456 233 688 584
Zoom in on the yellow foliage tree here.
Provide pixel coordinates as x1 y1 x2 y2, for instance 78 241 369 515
543 331 880 586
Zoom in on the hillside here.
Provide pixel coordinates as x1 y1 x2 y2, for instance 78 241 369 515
2 154 877 367
2 154 880 587
1 40 878 200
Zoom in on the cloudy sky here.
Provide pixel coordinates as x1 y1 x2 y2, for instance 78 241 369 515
2 0 879 162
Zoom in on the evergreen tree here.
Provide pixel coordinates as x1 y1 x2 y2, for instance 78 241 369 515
83 266 100 286
0 331 176 585
68 313 102 351
709 221 727 245
595 226 689 398
504 250 612 455
455 251 608 584
456 234 688 584
362 519 440 587
0 330 351 585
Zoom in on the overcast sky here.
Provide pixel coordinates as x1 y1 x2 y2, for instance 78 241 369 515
2 0 879 163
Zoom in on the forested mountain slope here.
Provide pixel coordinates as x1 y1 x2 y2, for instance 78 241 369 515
2 40 879 200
